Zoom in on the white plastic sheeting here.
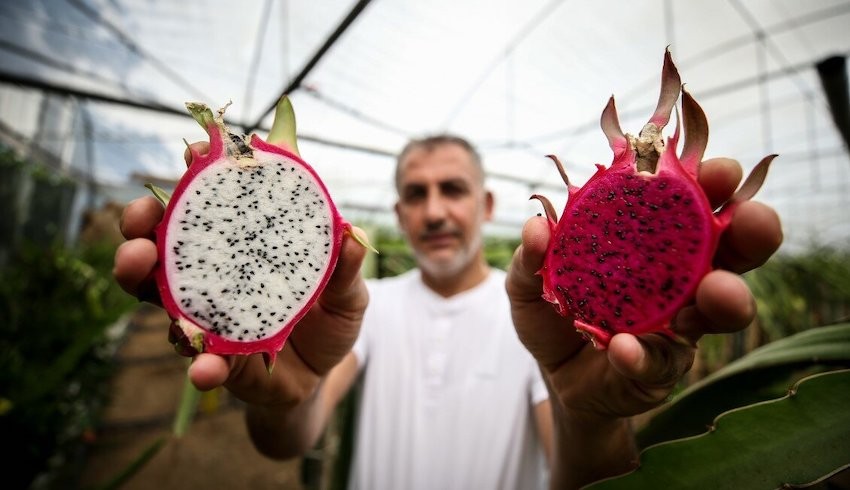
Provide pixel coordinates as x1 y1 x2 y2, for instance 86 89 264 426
0 0 848 252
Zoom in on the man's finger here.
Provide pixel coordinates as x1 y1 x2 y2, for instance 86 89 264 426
113 238 161 304
698 158 742 209
508 216 587 369
695 270 755 333
287 227 370 376
113 239 157 294
715 201 783 273
184 141 210 167
671 270 756 347
319 226 370 310
189 353 232 391
506 216 550 302
608 333 694 394
120 196 164 240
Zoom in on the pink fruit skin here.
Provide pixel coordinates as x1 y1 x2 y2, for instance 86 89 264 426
154 122 347 363
534 50 774 350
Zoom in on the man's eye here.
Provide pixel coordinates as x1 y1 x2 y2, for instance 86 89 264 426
402 188 425 202
441 183 467 197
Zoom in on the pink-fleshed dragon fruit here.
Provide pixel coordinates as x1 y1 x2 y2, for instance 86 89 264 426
532 50 775 349
146 97 373 371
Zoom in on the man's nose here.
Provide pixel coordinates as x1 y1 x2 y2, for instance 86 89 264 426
424 191 447 224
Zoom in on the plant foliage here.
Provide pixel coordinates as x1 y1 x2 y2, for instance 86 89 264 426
0 242 135 489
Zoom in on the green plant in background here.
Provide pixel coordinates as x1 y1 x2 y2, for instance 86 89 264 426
745 247 850 341
683 247 850 383
0 241 136 489
0 146 78 264
587 325 850 489
0 147 29 265
638 324 850 448
589 368 850 489
368 228 519 279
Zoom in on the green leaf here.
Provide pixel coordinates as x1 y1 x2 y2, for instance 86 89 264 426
17 310 125 405
638 324 850 448
588 369 850 489
347 225 379 254
172 370 201 437
267 96 300 156
144 183 172 207
185 101 217 133
86 436 166 490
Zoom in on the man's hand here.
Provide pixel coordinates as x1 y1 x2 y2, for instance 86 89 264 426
506 157 782 487
112 142 369 409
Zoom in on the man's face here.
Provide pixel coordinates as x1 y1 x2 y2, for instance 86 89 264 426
394 143 493 280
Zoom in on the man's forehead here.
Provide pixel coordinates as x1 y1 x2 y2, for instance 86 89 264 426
399 144 480 179
402 143 472 163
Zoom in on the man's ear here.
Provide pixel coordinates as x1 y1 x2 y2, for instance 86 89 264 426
394 201 404 228
484 190 495 221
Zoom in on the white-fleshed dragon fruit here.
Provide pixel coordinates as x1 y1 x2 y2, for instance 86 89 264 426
147 97 372 370
532 50 775 349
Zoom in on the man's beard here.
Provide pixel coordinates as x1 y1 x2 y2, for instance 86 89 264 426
412 227 483 281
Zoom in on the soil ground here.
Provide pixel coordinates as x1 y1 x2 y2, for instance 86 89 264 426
77 304 308 489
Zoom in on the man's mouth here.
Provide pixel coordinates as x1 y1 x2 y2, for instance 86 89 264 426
420 231 460 247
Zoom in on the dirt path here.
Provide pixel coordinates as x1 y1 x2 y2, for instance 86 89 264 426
78 305 304 489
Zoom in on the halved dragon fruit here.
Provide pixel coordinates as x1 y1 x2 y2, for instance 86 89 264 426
532 50 775 349
149 98 369 370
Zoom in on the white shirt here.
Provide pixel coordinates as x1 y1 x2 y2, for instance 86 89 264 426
350 269 548 490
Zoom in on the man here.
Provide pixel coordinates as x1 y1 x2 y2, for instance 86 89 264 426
113 135 782 489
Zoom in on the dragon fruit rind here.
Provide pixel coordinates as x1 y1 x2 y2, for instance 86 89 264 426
532 50 775 349
150 97 367 370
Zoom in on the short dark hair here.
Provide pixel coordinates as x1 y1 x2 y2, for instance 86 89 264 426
395 134 484 190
